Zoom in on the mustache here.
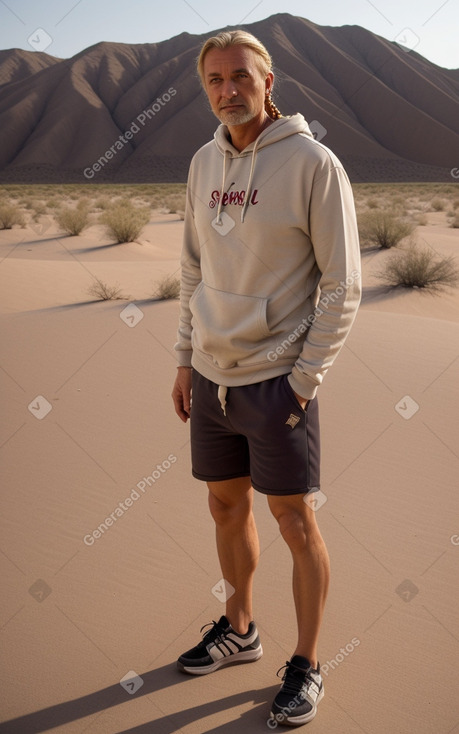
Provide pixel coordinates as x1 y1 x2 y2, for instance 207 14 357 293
219 99 244 109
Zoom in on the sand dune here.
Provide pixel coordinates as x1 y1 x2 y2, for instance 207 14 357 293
0 13 458 183
1 203 458 732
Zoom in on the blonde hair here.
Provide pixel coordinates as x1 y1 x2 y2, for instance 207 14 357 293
197 30 283 120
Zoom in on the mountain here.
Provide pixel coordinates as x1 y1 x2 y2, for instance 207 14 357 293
0 13 458 183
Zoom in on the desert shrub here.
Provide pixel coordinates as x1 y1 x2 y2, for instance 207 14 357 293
94 196 111 210
375 245 459 291
366 198 378 209
449 213 459 229
101 202 150 243
56 205 90 235
87 277 127 300
391 195 405 209
416 213 428 226
34 203 47 216
358 210 414 249
0 203 26 229
431 198 445 211
153 275 180 300
161 194 186 214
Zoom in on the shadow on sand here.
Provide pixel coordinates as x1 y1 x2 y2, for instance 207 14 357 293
0 664 280 733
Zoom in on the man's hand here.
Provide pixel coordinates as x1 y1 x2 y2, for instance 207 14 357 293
172 367 192 422
293 389 308 411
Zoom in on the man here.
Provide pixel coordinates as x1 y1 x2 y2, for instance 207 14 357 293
172 29 361 727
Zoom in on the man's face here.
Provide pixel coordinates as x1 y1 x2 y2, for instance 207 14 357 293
203 45 272 126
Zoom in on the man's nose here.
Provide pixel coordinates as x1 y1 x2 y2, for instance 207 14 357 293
220 80 237 99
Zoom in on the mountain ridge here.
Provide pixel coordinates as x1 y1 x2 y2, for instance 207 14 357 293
0 13 457 183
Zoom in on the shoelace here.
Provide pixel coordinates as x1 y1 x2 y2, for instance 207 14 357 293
200 619 227 645
276 661 312 697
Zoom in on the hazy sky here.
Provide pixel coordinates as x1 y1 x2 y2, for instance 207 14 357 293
0 0 457 68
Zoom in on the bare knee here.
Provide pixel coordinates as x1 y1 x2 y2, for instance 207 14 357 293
269 498 318 552
208 479 252 526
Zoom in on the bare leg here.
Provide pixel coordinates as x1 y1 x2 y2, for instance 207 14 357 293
268 493 330 669
208 477 259 635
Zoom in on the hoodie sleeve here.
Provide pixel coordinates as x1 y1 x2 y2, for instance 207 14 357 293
288 160 361 400
174 160 202 367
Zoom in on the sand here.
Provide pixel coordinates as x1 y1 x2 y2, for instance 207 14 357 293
1 208 459 733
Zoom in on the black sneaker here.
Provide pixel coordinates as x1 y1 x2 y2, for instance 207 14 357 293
177 615 263 675
270 655 324 726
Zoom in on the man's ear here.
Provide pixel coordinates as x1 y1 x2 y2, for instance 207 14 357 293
265 71 274 95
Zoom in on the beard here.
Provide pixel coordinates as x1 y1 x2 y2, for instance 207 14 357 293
217 101 255 126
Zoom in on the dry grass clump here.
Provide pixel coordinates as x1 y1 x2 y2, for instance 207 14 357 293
87 277 128 300
431 198 445 211
161 194 186 215
375 245 459 291
0 202 26 229
94 196 111 211
101 201 150 243
358 210 414 249
449 212 459 229
55 203 91 235
415 213 428 226
153 274 180 300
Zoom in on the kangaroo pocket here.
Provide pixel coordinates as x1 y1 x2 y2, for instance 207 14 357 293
190 282 271 369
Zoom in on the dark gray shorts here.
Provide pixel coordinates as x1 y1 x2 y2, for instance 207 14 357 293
190 370 320 495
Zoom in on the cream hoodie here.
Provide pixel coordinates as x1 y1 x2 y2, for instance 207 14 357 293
175 113 361 400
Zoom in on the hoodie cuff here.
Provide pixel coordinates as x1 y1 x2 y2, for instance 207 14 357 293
287 367 319 401
176 350 193 368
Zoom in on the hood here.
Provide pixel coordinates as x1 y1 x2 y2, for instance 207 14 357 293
212 114 314 225
214 113 314 155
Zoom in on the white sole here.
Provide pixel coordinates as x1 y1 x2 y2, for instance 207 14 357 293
270 687 324 726
178 645 263 675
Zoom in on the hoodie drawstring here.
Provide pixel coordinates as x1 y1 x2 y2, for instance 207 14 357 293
215 151 229 225
217 385 228 415
216 137 262 225
241 137 262 223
